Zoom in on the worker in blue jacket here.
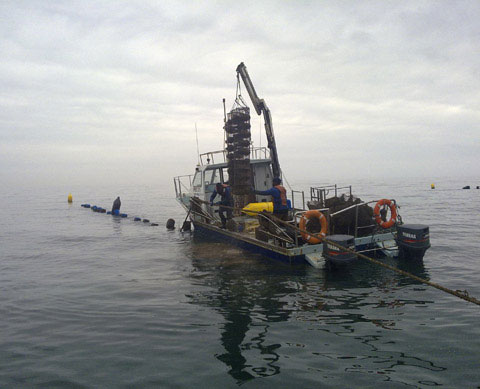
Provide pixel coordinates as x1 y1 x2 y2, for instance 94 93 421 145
210 183 233 228
253 177 289 220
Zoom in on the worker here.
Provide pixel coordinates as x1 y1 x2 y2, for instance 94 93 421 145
112 196 121 215
253 177 289 220
210 183 233 228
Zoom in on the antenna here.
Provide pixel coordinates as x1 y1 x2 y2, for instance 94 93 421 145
223 98 227 123
195 122 200 165
223 98 227 149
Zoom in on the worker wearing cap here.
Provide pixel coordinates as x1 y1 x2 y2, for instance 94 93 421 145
253 177 289 220
210 183 233 228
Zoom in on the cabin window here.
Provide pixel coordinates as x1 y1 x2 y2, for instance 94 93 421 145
205 169 223 192
206 169 224 185
204 169 217 186
192 171 202 191
221 168 229 185
212 169 222 184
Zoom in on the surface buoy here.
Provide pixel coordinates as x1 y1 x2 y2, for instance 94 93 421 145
430 183 435 189
68 193 73 203
166 219 175 230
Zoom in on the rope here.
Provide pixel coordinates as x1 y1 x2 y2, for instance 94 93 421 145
321 237 480 306
280 169 292 191
193 198 480 306
232 74 248 110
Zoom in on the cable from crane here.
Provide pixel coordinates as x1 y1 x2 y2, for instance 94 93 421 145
280 169 292 191
232 74 248 110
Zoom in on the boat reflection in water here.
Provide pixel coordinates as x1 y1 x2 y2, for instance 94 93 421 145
188 239 294 382
186 238 445 386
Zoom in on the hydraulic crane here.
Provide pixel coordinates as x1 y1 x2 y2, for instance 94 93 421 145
236 62 281 179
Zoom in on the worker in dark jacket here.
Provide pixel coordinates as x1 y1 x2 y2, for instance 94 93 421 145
112 196 121 215
210 183 233 228
253 177 289 220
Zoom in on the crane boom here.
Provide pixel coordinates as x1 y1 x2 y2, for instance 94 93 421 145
236 62 281 179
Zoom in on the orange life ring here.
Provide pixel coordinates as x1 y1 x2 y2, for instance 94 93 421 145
373 199 397 229
299 210 328 244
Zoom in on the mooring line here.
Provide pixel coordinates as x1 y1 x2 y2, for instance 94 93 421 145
320 236 480 306
193 198 480 306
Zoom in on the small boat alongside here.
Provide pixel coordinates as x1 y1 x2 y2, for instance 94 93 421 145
174 63 430 268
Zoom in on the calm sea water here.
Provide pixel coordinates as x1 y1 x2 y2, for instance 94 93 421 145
1 177 479 388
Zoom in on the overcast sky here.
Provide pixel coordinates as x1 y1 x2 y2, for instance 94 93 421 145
1 0 479 188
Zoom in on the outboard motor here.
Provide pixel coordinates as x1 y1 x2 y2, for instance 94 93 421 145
396 224 430 260
323 235 356 267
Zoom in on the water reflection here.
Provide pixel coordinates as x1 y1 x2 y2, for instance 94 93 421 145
187 239 445 386
187 239 297 382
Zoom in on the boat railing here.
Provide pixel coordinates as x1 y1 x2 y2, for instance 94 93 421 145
291 198 392 242
199 146 270 165
289 185 353 211
257 213 295 245
188 197 220 224
310 185 352 208
200 150 227 165
174 174 193 198
250 146 270 160
329 200 388 238
290 190 306 210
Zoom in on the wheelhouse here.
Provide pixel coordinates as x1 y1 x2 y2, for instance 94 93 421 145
174 147 274 209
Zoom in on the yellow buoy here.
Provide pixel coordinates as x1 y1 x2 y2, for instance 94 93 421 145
68 193 73 203
431 183 435 189
242 202 273 216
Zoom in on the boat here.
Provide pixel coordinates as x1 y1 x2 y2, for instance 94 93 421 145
173 63 430 268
